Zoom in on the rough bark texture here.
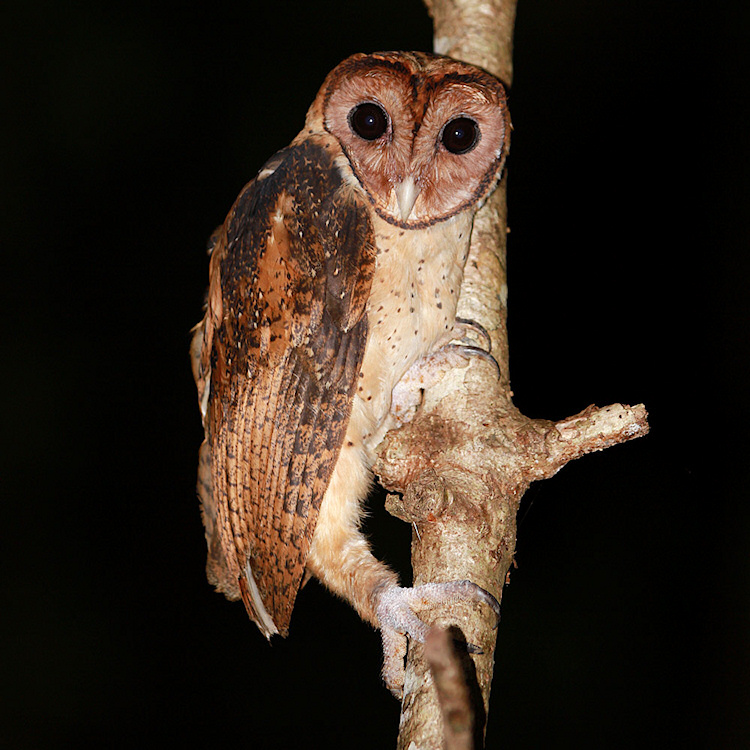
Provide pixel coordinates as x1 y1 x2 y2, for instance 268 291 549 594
373 1 650 747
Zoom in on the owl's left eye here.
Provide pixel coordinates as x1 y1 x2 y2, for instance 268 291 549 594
349 102 389 141
441 117 479 154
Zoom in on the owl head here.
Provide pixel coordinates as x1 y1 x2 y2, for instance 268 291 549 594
303 51 510 229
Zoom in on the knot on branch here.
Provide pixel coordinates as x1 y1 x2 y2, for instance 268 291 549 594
385 469 450 524
384 469 496 527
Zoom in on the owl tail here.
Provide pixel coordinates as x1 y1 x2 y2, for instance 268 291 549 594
239 563 280 640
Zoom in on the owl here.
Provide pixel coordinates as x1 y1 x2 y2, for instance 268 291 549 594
191 51 510 696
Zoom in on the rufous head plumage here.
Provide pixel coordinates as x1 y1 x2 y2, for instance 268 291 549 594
301 51 510 229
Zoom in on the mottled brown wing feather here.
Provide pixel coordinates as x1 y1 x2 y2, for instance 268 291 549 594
194 138 376 637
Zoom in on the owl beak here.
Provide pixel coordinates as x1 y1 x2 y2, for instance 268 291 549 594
394 175 420 222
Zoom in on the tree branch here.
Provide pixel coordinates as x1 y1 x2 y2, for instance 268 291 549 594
374 0 650 747
424 628 476 750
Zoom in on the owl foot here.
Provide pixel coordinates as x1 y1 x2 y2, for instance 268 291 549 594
376 581 500 699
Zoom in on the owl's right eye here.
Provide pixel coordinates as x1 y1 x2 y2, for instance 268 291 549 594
348 102 388 141
441 117 479 155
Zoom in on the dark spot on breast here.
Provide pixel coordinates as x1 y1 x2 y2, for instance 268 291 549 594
436 302 443 309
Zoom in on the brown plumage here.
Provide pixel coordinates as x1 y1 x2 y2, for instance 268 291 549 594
191 51 510 695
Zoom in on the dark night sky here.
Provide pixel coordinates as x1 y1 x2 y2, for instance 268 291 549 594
2 1 748 747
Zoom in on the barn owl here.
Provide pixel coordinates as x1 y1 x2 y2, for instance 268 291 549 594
191 51 510 697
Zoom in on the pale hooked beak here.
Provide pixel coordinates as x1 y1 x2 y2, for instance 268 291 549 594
394 175 420 222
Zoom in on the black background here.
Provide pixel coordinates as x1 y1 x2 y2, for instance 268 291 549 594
3 1 748 747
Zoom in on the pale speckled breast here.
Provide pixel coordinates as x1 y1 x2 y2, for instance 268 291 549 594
350 210 475 450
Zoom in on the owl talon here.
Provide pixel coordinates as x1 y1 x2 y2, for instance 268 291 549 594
454 317 492 352
376 580 501 697
443 343 501 379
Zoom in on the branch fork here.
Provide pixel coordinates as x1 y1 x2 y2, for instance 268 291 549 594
376 357 648 748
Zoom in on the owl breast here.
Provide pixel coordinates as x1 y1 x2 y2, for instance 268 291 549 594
348 209 475 453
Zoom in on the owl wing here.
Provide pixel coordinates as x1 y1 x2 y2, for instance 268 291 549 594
193 137 376 638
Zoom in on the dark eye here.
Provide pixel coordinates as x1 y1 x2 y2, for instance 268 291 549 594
441 117 479 154
349 102 388 141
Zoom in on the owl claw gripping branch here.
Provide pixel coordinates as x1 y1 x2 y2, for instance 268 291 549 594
191 51 510 696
